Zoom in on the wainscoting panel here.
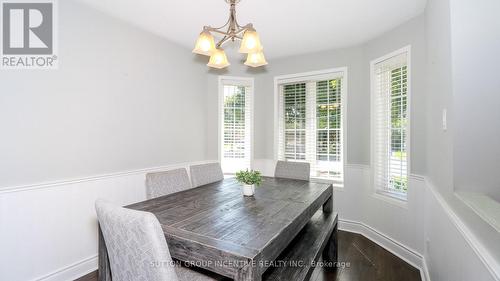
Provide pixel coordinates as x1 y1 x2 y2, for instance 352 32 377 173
0 160 215 281
1 159 497 281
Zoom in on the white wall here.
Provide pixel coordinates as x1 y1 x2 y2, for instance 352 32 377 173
0 0 208 188
424 181 498 281
2 0 499 280
0 160 214 281
450 0 500 200
363 16 427 175
423 0 500 279
424 0 455 196
0 1 209 280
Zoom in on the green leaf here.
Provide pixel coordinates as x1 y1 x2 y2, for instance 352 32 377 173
235 169 263 186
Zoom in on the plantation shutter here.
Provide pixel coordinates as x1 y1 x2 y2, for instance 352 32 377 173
277 71 345 183
373 52 409 193
221 79 252 173
279 83 307 160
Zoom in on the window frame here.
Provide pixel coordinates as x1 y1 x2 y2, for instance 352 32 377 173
370 45 412 203
273 67 348 186
218 76 255 174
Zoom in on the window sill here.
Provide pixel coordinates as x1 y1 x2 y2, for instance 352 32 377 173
373 190 408 209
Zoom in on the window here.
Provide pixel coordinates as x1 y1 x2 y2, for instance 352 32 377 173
276 68 346 184
219 77 253 174
283 83 306 160
371 47 410 198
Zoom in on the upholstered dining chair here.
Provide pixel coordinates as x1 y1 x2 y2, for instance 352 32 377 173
95 200 220 281
146 168 191 199
189 163 224 187
274 160 311 181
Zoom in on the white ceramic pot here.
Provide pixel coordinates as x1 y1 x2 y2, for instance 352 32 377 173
242 184 255 196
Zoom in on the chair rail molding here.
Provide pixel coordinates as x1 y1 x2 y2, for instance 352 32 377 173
0 159 217 281
1 162 497 281
0 160 218 194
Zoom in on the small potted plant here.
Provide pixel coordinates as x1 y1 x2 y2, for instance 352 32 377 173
235 169 262 196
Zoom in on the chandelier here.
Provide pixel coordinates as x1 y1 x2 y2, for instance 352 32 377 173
192 0 267 69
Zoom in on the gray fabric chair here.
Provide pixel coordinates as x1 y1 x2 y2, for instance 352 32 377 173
146 168 191 199
189 163 224 187
274 160 310 181
95 200 218 281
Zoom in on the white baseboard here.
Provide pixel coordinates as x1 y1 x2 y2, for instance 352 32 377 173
7 161 495 281
0 159 217 281
339 219 429 281
35 255 97 281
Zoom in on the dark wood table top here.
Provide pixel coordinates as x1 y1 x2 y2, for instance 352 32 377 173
126 177 333 281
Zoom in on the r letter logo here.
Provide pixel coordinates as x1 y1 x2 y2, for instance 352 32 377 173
1 1 58 69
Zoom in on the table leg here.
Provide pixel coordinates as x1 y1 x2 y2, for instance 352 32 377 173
322 223 338 267
98 225 112 281
323 195 333 213
234 261 261 281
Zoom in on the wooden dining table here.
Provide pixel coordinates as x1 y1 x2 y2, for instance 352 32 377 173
98 177 337 281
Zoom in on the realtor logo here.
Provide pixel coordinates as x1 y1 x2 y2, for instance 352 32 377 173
1 0 58 69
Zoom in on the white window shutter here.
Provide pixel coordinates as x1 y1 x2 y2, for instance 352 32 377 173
277 85 285 160
305 82 317 175
220 78 253 173
279 83 307 161
276 70 345 183
373 51 409 194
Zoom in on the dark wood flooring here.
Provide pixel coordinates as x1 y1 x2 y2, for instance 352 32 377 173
310 231 421 281
75 230 421 281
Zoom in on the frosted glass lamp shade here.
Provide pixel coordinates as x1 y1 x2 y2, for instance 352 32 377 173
207 48 230 69
239 28 263 53
192 30 216 56
244 51 268 67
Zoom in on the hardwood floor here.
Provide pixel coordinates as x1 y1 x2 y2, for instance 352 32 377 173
310 231 421 281
75 230 421 281
75 270 97 281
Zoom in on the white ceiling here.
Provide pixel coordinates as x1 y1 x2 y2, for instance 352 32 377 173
76 0 427 59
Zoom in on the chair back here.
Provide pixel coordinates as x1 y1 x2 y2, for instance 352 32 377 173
189 163 224 187
274 160 310 181
95 200 178 281
146 168 191 199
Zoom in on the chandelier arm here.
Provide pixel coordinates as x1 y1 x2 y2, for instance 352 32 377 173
205 1 252 42
216 35 231 48
216 35 243 47
208 28 231 36
232 8 241 28
210 6 232 31
211 17 231 30
234 26 249 35
196 0 267 68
